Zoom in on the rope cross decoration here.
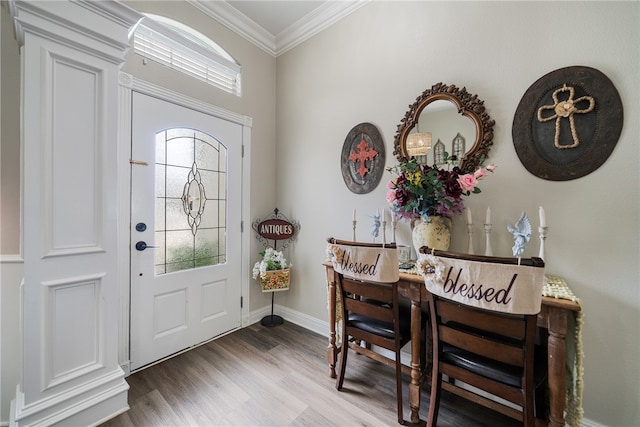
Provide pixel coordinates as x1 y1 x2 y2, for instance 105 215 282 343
537 84 595 149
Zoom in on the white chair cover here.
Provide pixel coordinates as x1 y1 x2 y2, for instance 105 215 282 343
418 253 545 315
327 243 399 283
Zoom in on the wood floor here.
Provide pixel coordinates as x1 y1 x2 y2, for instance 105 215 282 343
100 322 521 427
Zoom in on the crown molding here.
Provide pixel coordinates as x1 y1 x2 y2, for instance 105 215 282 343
188 0 370 58
187 0 276 56
276 1 369 56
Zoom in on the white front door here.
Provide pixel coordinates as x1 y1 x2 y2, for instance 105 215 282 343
130 92 242 370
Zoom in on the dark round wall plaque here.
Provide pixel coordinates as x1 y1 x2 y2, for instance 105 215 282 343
512 66 623 181
341 122 385 194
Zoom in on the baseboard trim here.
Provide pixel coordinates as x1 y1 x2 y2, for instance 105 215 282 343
10 368 128 427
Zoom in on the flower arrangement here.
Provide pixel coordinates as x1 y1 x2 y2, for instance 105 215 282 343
252 247 289 280
252 247 291 292
386 155 495 221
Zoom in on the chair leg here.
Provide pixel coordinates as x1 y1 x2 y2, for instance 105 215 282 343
395 349 404 425
427 370 442 427
336 338 349 390
524 394 535 427
535 378 549 421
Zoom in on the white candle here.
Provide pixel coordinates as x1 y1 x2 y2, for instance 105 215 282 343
388 208 394 224
539 206 546 227
466 207 472 225
353 208 356 221
485 206 491 224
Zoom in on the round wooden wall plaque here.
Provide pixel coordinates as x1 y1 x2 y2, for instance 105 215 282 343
512 66 623 181
341 122 385 194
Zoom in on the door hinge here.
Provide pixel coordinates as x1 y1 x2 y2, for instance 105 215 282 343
241 220 243 233
240 296 243 308
241 145 245 157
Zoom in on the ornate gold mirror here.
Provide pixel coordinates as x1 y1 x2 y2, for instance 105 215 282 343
393 83 495 173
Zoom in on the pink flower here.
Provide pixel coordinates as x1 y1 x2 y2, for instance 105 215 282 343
386 180 395 189
386 189 396 203
474 168 487 179
457 174 477 192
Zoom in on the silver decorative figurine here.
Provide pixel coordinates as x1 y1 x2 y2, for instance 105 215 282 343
507 212 532 257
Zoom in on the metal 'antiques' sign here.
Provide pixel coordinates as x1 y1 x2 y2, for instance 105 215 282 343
256 218 295 241
252 208 300 250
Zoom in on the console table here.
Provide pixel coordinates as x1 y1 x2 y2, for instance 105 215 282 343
324 262 582 426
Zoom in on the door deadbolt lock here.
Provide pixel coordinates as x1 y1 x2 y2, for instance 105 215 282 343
135 222 147 232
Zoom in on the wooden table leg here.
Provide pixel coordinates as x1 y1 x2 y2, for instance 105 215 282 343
409 298 422 424
327 273 338 379
547 307 568 427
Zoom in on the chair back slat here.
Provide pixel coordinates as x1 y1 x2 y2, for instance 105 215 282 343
438 299 527 340
341 278 394 302
440 324 525 368
343 290 395 324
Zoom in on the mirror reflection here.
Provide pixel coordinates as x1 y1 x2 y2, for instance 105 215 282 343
408 100 477 167
393 83 495 174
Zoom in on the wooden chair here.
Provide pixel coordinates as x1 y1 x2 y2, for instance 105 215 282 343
418 247 547 427
327 238 423 425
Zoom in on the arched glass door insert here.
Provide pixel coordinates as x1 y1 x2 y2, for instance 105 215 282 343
155 128 227 274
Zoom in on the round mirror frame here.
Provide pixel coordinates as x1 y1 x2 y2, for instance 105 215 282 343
393 82 495 174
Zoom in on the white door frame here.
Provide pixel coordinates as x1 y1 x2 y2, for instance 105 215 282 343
116 72 252 375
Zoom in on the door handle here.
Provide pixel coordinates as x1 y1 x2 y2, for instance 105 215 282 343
135 241 158 251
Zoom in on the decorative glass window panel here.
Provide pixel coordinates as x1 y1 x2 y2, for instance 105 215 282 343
155 128 227 275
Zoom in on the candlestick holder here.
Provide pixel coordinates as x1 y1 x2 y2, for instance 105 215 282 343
538 226 548 260
381 220 387 245
484 223 493 256
352 220 357 242
467 224 474 254
391 221 397 244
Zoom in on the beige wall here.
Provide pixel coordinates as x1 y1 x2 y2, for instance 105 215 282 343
1 1 20 255
276 2 639 426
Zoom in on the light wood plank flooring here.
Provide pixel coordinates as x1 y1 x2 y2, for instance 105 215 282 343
101 322 520 426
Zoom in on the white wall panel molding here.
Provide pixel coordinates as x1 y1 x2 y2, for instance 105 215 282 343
42 49 104 257
42 274 105 390
9 1 141 425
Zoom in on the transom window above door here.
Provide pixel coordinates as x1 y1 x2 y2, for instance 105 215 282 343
132 14 242 96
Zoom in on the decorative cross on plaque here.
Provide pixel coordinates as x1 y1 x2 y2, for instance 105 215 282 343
537 84 595 150
348 135 378 177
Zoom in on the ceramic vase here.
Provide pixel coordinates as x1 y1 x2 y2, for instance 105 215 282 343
412 216 452 254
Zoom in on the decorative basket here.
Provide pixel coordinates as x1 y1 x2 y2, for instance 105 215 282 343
259 268 291 293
